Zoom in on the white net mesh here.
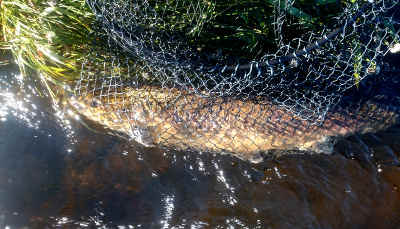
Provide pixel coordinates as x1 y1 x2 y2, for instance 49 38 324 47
71 0 400 162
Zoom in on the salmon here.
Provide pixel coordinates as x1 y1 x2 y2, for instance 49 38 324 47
68 86 399 163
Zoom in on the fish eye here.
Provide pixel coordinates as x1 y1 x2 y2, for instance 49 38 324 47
90 99 100 108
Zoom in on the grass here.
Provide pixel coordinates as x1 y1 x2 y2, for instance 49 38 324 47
152 0 353 59
1 0 95 95
0 0 378 96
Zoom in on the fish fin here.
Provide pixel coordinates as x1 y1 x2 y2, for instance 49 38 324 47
302 136 337 154
129 126 156 147
248 153 264 164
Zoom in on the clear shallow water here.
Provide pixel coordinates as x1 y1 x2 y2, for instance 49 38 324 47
1 60 400 228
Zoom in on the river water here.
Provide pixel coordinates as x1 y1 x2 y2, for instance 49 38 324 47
1 55 400 228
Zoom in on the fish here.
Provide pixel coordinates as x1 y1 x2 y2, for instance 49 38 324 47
68 86 399 163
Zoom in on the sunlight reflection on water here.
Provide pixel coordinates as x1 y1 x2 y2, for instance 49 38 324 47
1 61 400 228
0 73 39 128
0 67 76 149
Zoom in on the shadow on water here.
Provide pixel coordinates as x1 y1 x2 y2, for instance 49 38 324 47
1 54 400 228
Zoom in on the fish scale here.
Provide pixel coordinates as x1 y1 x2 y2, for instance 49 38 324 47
68 86 399 163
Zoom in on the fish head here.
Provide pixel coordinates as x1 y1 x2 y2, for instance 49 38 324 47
68 92 156 147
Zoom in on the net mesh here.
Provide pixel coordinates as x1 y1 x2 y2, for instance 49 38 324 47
72 0 400 162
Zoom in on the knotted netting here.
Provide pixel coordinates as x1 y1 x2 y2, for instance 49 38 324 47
72 0 400 162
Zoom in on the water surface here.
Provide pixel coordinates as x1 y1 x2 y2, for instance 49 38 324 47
1 58 400 229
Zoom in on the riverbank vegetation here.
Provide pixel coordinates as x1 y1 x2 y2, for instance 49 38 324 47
0 0 370 95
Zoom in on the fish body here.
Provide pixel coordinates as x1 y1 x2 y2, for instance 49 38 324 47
69 86 399 163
